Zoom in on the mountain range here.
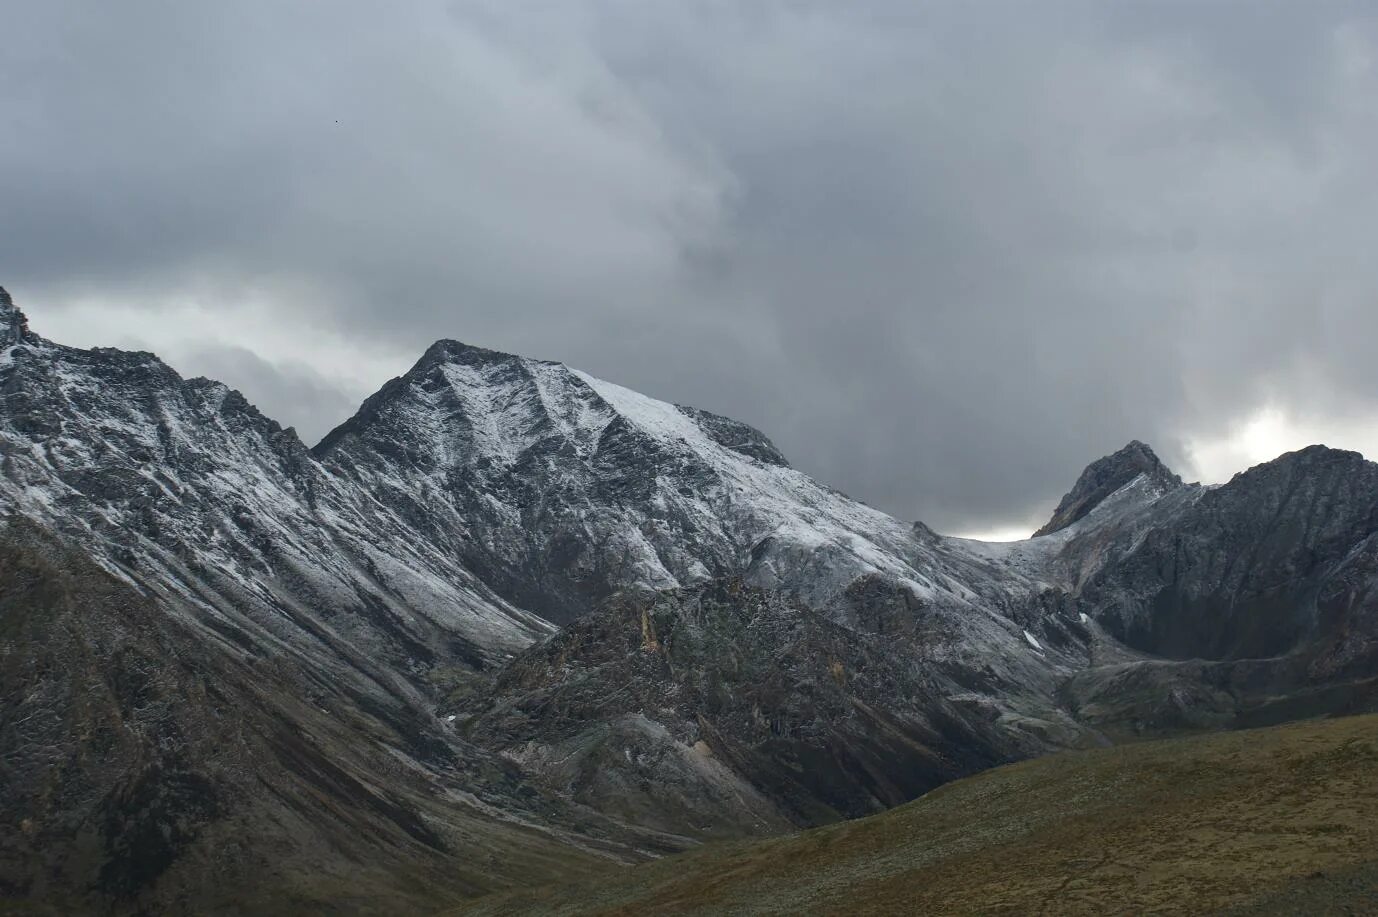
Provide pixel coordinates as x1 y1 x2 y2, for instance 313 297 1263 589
2 284 1376 914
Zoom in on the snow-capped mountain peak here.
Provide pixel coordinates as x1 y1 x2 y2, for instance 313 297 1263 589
313 335 972 627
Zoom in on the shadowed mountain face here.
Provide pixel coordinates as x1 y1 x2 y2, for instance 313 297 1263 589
3 284 1378 911
463 579 1030 840
0 519 649 916
1078 445 1378 664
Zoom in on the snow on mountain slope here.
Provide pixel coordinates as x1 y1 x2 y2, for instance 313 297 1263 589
311 337 1092 713
0 286 1085 721
321 343 942 607
0 291 548 691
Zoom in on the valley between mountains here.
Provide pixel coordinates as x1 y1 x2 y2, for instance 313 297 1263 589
2 284 1377 914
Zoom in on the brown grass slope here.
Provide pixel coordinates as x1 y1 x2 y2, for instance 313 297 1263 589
448 713 1378 916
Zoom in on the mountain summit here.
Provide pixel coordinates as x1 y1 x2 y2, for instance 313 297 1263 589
1033 440 1183 536
312 334 930 626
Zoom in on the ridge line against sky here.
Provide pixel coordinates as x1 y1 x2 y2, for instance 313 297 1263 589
5 2 1378 534
10 288 1359 543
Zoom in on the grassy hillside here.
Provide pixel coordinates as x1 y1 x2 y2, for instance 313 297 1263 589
447 713 1378 915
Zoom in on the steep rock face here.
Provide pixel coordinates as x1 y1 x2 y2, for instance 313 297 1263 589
463 578 1062 839
956 444 1378 738
1072 446 1378 663
0 286 35 346
1033 440 1183 536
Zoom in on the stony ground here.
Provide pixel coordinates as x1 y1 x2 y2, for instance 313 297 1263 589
446 713 1378 916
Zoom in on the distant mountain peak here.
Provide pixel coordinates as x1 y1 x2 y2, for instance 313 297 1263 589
1266 443 1366 469
317 335 792 473
1034 440 1183 537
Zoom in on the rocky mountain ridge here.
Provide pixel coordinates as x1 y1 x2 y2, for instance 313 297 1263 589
2 285 1377 913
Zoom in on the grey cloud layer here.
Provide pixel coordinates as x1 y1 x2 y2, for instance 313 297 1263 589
3 1 1377 531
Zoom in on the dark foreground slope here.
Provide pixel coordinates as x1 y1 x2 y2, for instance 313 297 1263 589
450 713 1378 916
0 519 649 917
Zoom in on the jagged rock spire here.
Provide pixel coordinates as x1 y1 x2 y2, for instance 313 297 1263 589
0 285 34 346
1034 440 1182 537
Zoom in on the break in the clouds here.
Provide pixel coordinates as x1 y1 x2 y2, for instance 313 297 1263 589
4 1 1378 534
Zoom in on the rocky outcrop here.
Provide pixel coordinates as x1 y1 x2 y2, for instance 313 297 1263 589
1033 440 1183 536
1072 445 1378 662
0 286 34 346
463 578 1050 839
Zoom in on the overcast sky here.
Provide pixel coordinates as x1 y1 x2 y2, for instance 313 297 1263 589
4 2 1378 536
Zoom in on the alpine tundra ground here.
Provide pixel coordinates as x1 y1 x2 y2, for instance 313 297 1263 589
448 712 1378 916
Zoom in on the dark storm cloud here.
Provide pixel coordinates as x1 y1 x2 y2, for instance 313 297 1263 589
3 1 1378 531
